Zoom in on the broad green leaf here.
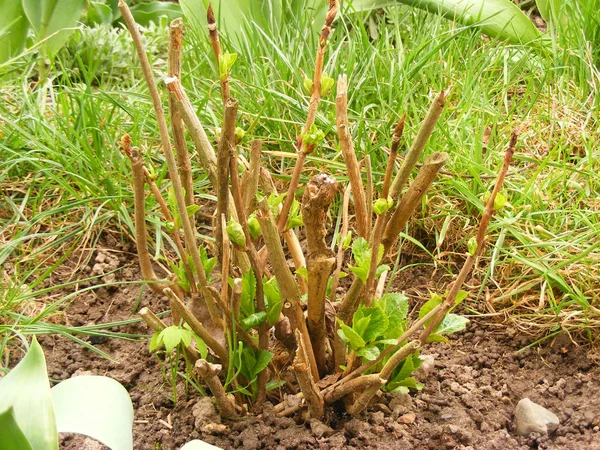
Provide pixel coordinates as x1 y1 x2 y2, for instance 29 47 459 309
0 407 34 450
425 333 450 343
351 237 370 268
149 331 161 352
345 0 541 45
354 306 388 342
435 313 469 335
357 345 380 361
52 376 134 450
159 326 183 353
84 1 113 25
252 350 273 378
353 316 371 339
348 266 368 283
240 269 256 317
22 0 87 57
192 334 208 359
179 328 193 347
240 311 267 331
264 277 282 326
419 292 443 319
129 1 182 26
180 440 223 450
376 293 408 339
0 0 30 63
337 322 366 350
0 337 58 450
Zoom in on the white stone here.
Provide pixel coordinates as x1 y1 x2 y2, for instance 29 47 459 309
515 398 560 436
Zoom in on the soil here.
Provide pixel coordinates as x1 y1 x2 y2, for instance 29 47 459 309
12 241 600 450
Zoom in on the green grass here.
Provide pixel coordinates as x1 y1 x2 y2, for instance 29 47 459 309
1 3 599 361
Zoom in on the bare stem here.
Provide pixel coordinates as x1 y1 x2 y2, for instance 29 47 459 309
206 3 231 104
420 133 516 342
382 152 449 255
276 0 339 231
329 184 351 302
242 139 262 214
195 360 237 418
302 174 338 377
336 74 368 239
389 90 446 200
293 330 325 419
168 18 194 213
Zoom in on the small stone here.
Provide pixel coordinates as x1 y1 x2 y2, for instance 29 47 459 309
398 413 416 424
310 419 333 439
515 398 560 436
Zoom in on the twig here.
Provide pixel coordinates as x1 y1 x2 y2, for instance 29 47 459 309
195 360 237 418
420 133 516 342
243 139 262 214
165 288 229 366
168 18 194 213
329 184 352 302
293 330 324 419
256 201 319 380
382 152 448 255
302 174 338 377
365 155 373 232
336 74 368 239
389 90 446 200
119 1 221 323
122 142 168 294
276 0 339 232
215 99 237 262
206 4 231 104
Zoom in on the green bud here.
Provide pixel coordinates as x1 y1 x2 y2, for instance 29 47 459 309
303 77 313 95
467 236 477 256
214 127 222 141
247 215 262 239
373 196 393 215
302 124 325 146
342 230 352 249
226 219 246 248
320 73 335 96
218 52 238 81
235 127 246 143
165 221 175 233
493 192 507 210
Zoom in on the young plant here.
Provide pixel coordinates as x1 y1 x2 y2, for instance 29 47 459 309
119 0 516 423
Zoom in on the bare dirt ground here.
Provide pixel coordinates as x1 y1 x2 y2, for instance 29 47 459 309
20 239 600 449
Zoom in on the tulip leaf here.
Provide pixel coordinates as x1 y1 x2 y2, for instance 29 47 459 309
0 407 34 450
0 0 30 63
0 337 58 450
52 376 134 450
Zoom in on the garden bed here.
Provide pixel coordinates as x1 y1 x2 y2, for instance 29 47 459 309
35 239 600 449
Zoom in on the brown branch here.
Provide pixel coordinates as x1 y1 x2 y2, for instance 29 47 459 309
365 155 373 232
195 360 237 418
256 201 319 380
123 143 168 294
382 152 449 255
420 133 516 343
276 0 339 232
333 277 363 371
329 184 351 302
242 139 262 215
336 74 368 239
293 330 324 419
168 18 194 214
389 90 446 200
215 99 237 262
119 1 222 324
302 174 338 377
206 3 231 104
165 288 229 366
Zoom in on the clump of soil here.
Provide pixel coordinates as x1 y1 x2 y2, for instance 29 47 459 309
14 246 600 449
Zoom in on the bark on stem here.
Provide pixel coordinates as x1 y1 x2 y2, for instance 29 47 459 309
293 330 325 419
215 99 237 262
124 145 168 294
276 0 339 232
389 90 446 200
206 4 231 104
382 152 448 255
329 184 352 302
420 133 516 343
302 174 338 377
195 360 237 418
168 19 194 213
256 202 319 380
336 74 368 239
165 288 229 366
243 139 262 214
119 1 221 323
